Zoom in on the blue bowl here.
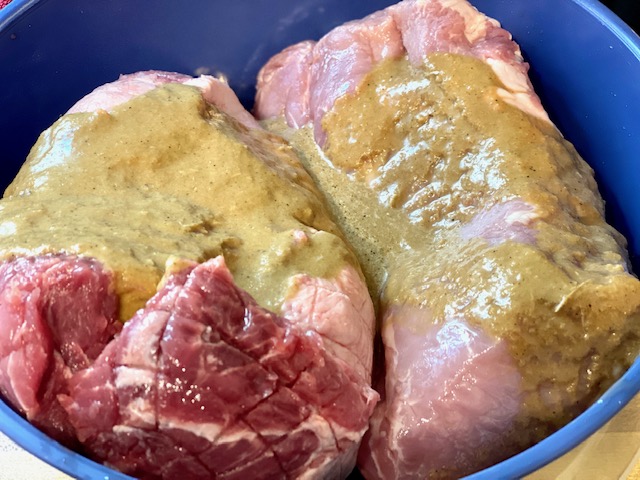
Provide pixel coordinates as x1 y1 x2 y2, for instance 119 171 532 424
1 0 639 478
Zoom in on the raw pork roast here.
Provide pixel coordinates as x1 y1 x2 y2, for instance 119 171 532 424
0 71 377 479
255 0 640 478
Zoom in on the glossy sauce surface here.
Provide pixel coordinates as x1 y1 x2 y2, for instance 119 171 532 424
0 84 357 319
267 53 640 443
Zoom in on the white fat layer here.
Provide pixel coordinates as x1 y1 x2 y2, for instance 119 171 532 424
487 58 529 92
215 427 258 444
299 442 359 480
487 59 551 123
114 366 155 389
123 397 156 427
497 89 551 123
438 0 500 43
159 419 223 443
112 425 137 434
419 0 553 124
294 413 340 480
117 311 166 367
184 76 217 91
505 208 539 226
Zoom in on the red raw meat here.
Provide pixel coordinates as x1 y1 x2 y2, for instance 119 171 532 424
0 255 120 444
60 257 377 479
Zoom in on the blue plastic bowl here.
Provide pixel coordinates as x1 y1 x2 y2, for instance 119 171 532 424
1 1 639 478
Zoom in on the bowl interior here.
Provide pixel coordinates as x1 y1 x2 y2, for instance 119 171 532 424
1 0 640 478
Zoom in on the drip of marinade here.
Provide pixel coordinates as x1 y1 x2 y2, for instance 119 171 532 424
0 84 358 319
265 53 640 439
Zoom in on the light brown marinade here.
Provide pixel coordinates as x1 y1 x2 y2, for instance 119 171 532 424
266 53 640 441
0 84 358 320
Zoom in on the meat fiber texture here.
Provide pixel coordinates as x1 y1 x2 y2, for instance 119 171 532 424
0 72 378 479
0 255 120 445
60 257 375 480
254 0 640 478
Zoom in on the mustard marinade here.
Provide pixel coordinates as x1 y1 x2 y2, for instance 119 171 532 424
266 53 640 449
0 84 358 320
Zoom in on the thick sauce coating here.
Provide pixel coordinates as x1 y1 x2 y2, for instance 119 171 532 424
0 84 357 319
268 53 640 443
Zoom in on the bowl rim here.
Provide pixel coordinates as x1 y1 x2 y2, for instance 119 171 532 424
0 0 38 31
465 1 640 476
576 0 640 59
0 400 133 479
464 360 640 479
1 0 640 479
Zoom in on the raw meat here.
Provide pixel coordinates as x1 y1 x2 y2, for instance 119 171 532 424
0 70 378 478
69 70 260 129
62 70 376 387
60 257 377 480
255 0 549 145
0 255 120 444
254 0 640 478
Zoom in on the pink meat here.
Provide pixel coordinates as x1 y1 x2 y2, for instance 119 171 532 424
71 70 375 386
359 309 521 479
357 200 546 479
252 0 564 478
1 70 378 478
255 42 315 129
67 71 191 114
69 69 376 387
255 0 548 145
281 265 375 382
60 257 377 480
68 70 260 130
0 255 120 443
459 199 539 245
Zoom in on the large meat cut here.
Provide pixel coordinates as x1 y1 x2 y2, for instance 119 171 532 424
2 0 640 478
0 71 377 478
60 257 375 479
254 0 640 478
